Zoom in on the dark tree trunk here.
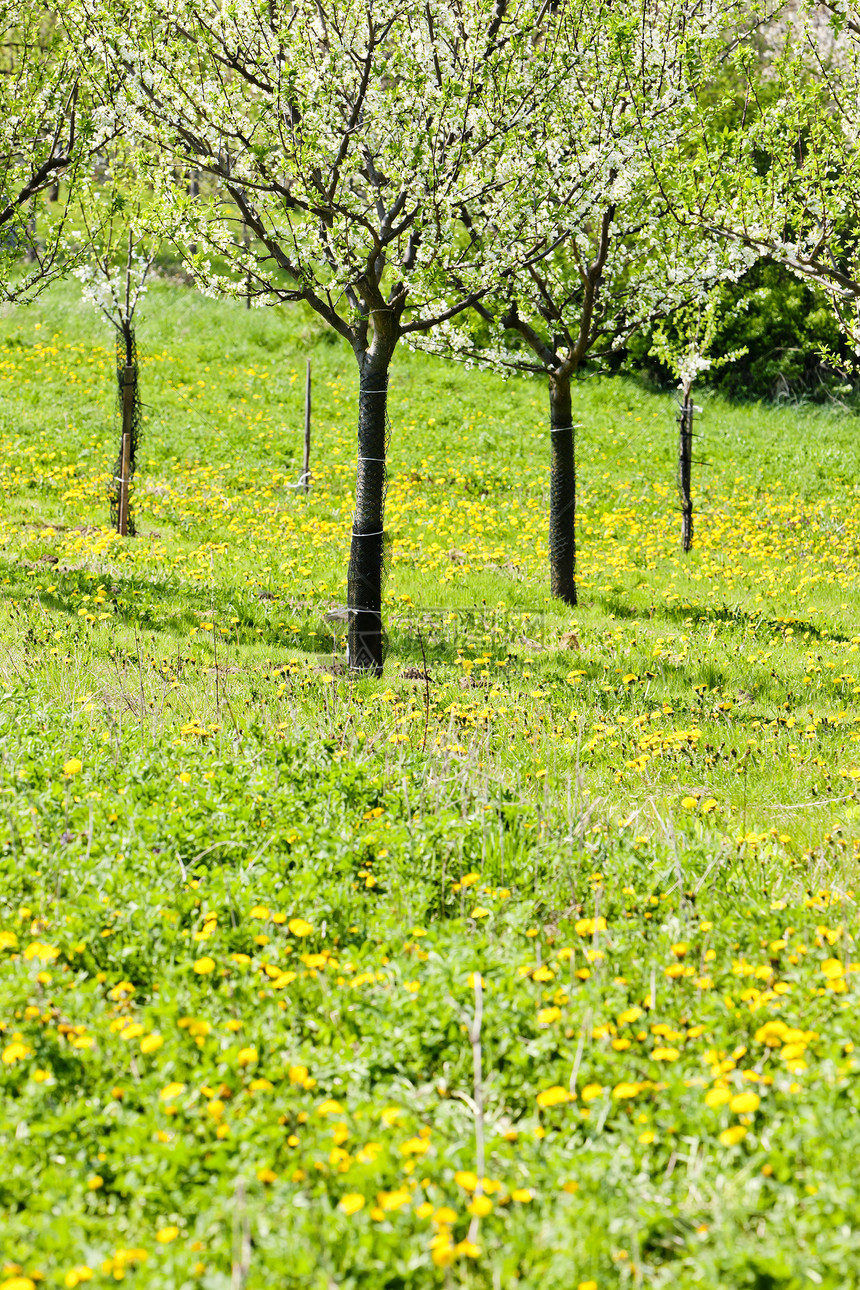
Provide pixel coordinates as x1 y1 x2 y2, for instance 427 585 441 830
348 360 390 675
549 369 576 606
113 322 139 536
24 207 37 263
188 170 199 255
243 220 251 308
121 320 134 369
678 389 693 552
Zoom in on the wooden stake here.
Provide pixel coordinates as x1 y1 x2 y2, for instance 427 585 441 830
678 389 694 552
231 1177 251 1290
466 971 485 1247
303 358 312 494
117 364 135 536
243 221 251 309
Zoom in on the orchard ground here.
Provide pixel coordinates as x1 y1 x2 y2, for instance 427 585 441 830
1 279 860 1288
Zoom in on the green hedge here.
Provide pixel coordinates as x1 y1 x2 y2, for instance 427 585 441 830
628 260 856 404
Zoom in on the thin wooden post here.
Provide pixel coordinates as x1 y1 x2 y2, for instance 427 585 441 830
24 204 37 263
117 364 135 536
303 358 311 494
678 389 694 553
466 971 485 1248
188 169 199 256
243 221 251 309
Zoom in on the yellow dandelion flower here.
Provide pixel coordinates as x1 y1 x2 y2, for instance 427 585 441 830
467 1195 493 1217
400 1137 429 1156
612 1082 640 1100
64 1268 93 1287
316 1098 344 1117
2 1041 32 1065
433 1206 458 1225
580 1083 604 1102
339 1193 365 1215
575 916 607 937
455 1238 481 1258
430 1236 455 1268
536 1085 572 1108
378 1188 411 1211
755 1020 788 1046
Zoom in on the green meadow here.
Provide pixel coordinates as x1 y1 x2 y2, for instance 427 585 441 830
1 279 860 1289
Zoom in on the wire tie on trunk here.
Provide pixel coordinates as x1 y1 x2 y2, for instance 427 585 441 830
351 529 384 537
550 424 581 433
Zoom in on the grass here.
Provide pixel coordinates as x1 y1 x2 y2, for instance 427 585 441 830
1 277 860 1288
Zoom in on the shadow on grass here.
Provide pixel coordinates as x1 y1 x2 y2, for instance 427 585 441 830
0 554 349 657
593 589 848 642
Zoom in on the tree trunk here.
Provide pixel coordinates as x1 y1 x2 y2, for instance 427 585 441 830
117 368 134 536
243 221 251 309
549 369 576 606
347 361 390 675
678 388 693 552
113 323 139 536
188 169 199 255
24 206 37 263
